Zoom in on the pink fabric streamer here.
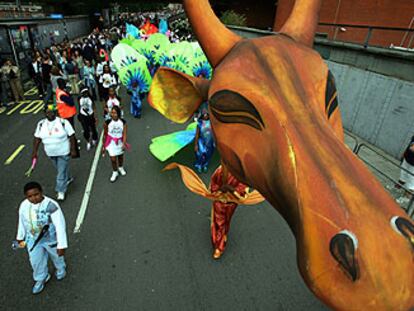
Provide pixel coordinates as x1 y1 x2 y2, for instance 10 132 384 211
31 157 38 169
104 135 131 151
25 157 38 177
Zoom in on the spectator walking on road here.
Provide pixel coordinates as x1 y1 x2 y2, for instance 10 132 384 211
32 105 77 201
103 106 128 182
56 78 80 157
1 59 24 104
99 64 117 101
82 39 95 63
0 61 11 107
64 57 80 95
56 78 77 127
50 66 65 106
42 55 53 105
82 59 97 101
15 181 68 294
397 136 414 204
78 88 98 151
29 54 44 98
73 50 84 79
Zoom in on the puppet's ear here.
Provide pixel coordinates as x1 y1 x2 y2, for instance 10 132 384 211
148 67 210 124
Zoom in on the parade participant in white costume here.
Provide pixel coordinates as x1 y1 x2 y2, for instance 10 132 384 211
103 106 128 182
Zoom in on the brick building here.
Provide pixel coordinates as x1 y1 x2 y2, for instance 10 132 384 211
274 0 414 48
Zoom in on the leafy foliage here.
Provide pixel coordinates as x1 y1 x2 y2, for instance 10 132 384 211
220 10 247 27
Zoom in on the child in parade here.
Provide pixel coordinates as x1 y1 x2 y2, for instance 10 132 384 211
194 105 215 173
15 182 67 294
104 87 122 121
102 106 128 182
99 64 117 101
78 88 98 151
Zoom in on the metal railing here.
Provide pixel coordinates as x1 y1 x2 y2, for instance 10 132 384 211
318 22 414 49
352 142 414 218
344 130 359 152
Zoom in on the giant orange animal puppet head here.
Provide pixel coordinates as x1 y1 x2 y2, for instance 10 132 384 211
148 0 414 309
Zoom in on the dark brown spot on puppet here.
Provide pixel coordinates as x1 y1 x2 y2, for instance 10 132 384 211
392 217 414 249
330 232 360 282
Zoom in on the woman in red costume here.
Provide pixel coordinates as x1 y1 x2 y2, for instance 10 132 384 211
163 162 264 259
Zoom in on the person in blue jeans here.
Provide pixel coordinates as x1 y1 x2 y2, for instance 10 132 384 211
16 182 68 294
32 105 77 201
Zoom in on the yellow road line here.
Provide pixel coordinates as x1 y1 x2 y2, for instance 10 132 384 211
4 144 25 165
20 100 43 114
24 87 38 96
6 100 30 116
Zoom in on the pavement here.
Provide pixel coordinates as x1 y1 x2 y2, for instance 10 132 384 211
0 85 410 310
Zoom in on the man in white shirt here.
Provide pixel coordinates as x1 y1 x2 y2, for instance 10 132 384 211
16 182 68 294
32 105 77 201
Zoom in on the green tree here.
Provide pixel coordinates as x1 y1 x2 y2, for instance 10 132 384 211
219 10 247 27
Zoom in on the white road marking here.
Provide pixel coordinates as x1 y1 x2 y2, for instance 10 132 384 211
4 145 25 165
73 132 104 233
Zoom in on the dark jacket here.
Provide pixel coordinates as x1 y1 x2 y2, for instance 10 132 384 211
28 61 42 78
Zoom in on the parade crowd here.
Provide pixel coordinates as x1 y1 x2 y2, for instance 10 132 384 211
11 11 222 296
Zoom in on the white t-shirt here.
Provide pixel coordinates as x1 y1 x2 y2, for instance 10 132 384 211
34 117 75 157
79 97 94 116
16 196 68 249
99 73 116 89
107 118 125 139
106 96 121 111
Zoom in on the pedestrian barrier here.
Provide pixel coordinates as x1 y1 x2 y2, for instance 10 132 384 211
344 130 359 152
353 143 414 218
318 23 414 49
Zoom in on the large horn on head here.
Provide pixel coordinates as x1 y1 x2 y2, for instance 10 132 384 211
183 0 241 67
280 0 322 47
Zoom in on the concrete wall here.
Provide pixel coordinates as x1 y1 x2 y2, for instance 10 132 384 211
328 61 414 158
227 26 414 158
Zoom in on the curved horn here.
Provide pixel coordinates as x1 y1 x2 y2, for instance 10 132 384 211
183 0 241 67
280 0 322 47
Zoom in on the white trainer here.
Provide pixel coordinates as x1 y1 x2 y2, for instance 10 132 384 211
118 167 127 176
86 142 91 151
57 192 65 201
110 171 119 182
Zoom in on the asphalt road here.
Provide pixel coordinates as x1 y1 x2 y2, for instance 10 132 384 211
0 87 328 310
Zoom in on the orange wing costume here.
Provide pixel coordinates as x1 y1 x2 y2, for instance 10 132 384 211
164 163 264 258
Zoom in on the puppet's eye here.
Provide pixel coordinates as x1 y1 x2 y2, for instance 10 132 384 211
330 230 360 282
390 216 414 249
209 90 264 130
